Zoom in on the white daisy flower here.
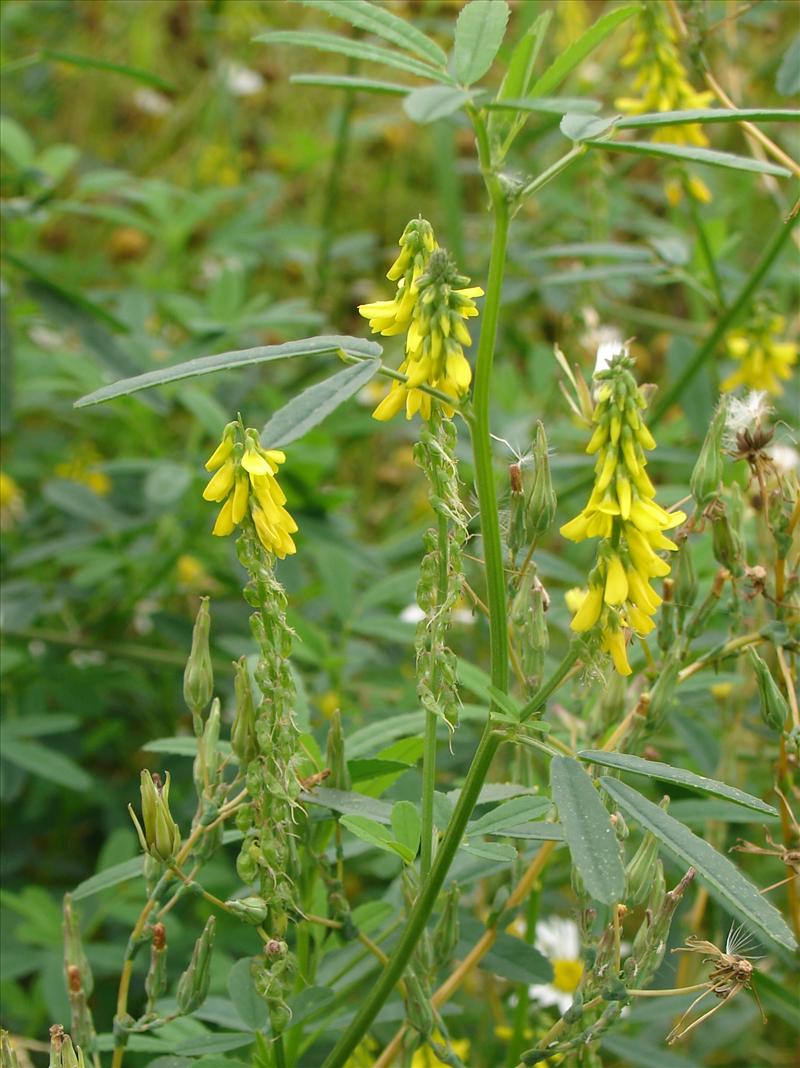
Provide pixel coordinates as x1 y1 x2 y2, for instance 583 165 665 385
528 917 584 1013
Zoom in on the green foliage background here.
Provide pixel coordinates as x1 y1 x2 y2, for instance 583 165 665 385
1 1 798 1065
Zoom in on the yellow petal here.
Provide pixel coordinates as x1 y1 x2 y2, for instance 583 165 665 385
212 495 235 536
202 460 235 502
372 387 407 422
604 555 629 606
570 585 604 631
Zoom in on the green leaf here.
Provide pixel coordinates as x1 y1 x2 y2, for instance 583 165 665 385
260 359 380 448
3 714 79 738
616 107 800 129
578 750 778 816
339 814 414 862
300 0 448 67
491 10 552 111
467 795 551 835
454 0 510 86
600 777 797 953
254 31 452 84
560 111 619 142
667 798 780 827
493 822 563 841
485 96 602 115
391 800 421 857
460 840 517 862
42 49 174 92
485 685 522 722
776 36 800 96
74 336 380 407
550 756 625 905
600 1034 700 1068
403 86 472 124
585 137 792 177
1 737 92 792
226 959 268 1032
72 857 144 901
0 116 35 168
529 5 637 97
753 970 800 1031
460 917 552 982
301 786 392 824
346 712 425 758
143 737 234 760
291 73 409 95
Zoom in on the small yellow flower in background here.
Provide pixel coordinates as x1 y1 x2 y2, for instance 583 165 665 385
359 217 483 421
616 2 715 203
561 349 686 675
410 1034 471 1067
175 554 216 592
202 421 297 559
54 443 111 496
0 471 24 530
721 313 797 396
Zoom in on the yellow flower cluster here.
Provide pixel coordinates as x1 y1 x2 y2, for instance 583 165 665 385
561 353 686 675
0 470 24 531
202 422 297 558
722 313 797 396
616 2 715 204
359 218 483 421
54 443 112 496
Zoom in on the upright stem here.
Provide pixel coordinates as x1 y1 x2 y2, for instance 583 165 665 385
420 509 450 881
322 172 515 1066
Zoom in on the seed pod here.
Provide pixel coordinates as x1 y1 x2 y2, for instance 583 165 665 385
710 501 743 575
183 597 213 725
231 657 257 765
325 709 351 791
690 398 726 509
145 923 168 1007
176 916 215 1015
225 897 269 925
49 1027 84 1068
748 649 789 732
195 698 221 792
129 771 181 864
526 422 557 540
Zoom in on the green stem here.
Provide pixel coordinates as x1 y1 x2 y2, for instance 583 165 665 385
322 114 513 1066
650 212 797 425
518 143 587 202
314 65 356 304
685 179 725 309
420 509 450 881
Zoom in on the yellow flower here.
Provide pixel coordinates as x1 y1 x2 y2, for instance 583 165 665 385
560 352 686 675
616 3 715 203
54 444 111 496
721 314 797 396
359 218 483 421
410 1035 471 1067
203 422 297 558
0 470 24 530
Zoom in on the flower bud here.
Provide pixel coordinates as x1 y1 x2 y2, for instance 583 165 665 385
231 657 257 765
508 461 526 560
432 884 460 965
404 972 434 1040
225 896 269 925
657 578 675 653
710 500 743 576
176 916 215 1015
325 709 351 791
625 831 660 905
145 923 168 1007
49 1027 84 1068
645 655 680 733
63 895 93 998
2 1031 20 1068
129 771 181 864
671 537 697 629
184 597 213 725
526 422 557 540
748 649 789 732
195 698 221 791
690 398 726 509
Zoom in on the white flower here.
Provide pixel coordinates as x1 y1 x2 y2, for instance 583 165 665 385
528 917 584 1013
594 335 628 377
132 88 172 117
221 61 264 97
400 603 425 624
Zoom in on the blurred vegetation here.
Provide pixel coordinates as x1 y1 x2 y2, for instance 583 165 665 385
0 1 798 1065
